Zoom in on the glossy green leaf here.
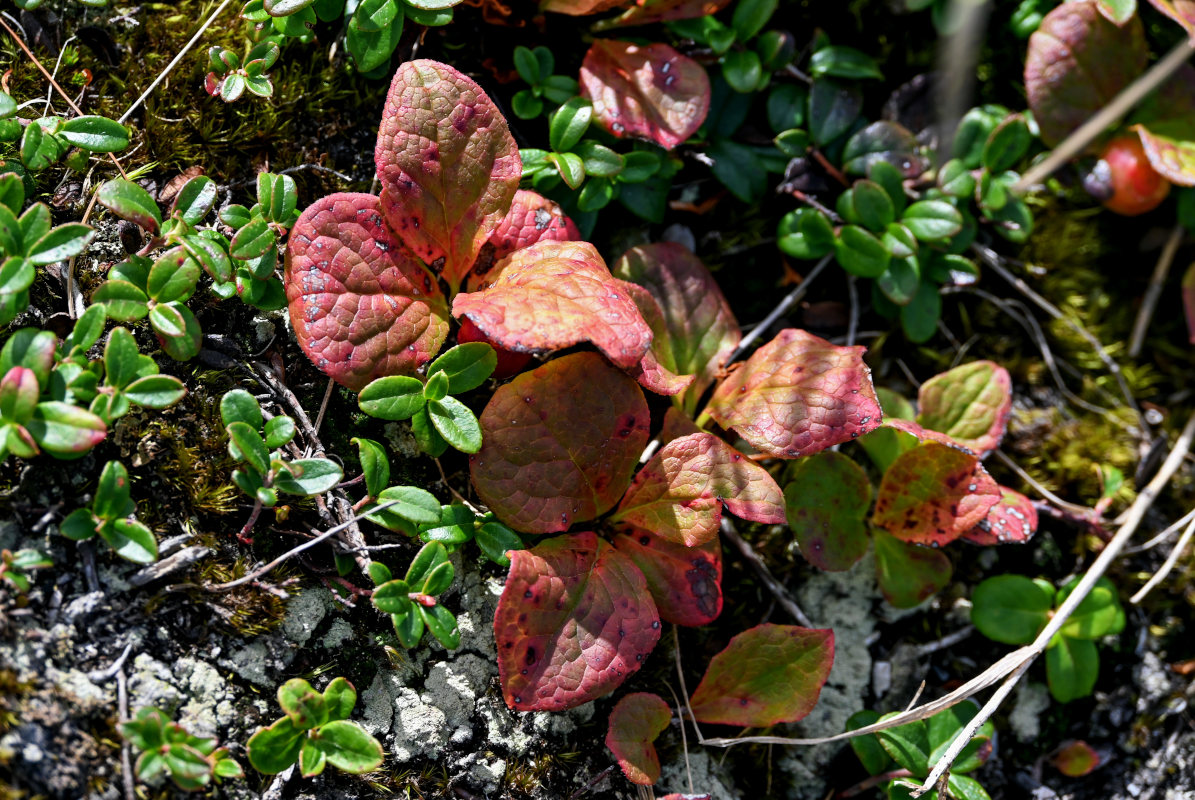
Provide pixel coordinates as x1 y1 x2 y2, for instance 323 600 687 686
97 179 162 234
375 485 441 524
27 401 107 455
227 421 270 475
835 225 890 278
1057 576 1125 640
358 375 426 420
1046 635 1099 703
99 518 158 564
273 458 343 495
220 389 263 429
971 574 1053 644
353 437 390 498
873 529 953 608
809 45 882 79
313 720 384 773
28 223 94 265
247 717 305 774
58 116 130 153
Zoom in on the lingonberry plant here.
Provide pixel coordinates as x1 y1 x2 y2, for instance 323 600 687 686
120 707 243 791
60 459 159 564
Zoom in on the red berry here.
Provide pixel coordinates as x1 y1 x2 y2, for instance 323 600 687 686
1098 135 1170 217
457 318 532 380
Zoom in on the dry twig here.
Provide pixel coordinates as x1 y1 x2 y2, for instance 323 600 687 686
719 518 814 627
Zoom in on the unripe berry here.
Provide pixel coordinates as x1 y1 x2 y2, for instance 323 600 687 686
1098 135 1170 216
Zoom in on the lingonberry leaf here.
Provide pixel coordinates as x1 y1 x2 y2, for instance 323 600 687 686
471 352 649 533
605 692 672 785
613 242 739 401
600 0 733 27
1146 0 1195 36
284 193 450 391
579 40 711 150
1132 64 1195 186
612 527 722 626
962 486 1038 545
915 360 1012 456
620 282 695 396
873 529 953 608
451 240 652 370
470 190 579 283
871 441 1001 547
783 451 872 571
688 624 834 726
1024 1 1148 146
612 432 785 546
705 329 882 459
375 60 521 290
493 532 661 711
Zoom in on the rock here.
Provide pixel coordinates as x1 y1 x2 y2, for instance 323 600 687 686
658 748 737 800
280 587 332 647
1009 681 1051 742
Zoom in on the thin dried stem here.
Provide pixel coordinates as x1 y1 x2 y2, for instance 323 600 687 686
719 518 814 627
729 254 833 363
1130 509 1195 603
1129 224 1186 358
992 450 1093 517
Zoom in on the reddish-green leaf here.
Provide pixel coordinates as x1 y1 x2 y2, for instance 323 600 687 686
613 242 739 402
705 329 882 459
605 692 672 785
1132 64 1195 186
284 193 450 391
1146 0 1195 36
873 529 953 608
541 0 628 14
471 352 649 533
579 40 710 151
601 0 732 27
915 360 1012 455
613 432 784 546
27 401 107 455
612 527 722 626
962 486 1038 545
452 241 652 370
620 282 696 396
494 532 661 711
1025 1 1148 146
872 441 1001 547
1053 740 1101 777
688 624 834 726
375 60 521 291
784 451 872 571
471 190 580 282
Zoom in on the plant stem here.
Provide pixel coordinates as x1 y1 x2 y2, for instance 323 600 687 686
1128 223 1186 359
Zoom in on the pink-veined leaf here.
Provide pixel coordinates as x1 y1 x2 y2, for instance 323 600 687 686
542 0 629 14
598 0 733 27
452 240 653 369
612 432 784 546
622 281 696 396
471 352 649 533
871 440 1001 547
494 532 661 711
784 451 872 572
1025 1 1148 146
688 624 834 727
284 193 450 391
580 40 711 150
873 529 953 608
1146 0 1195 37
915 360 1012 456
1132 64 1195 186
612 527 722 626
605 692 672 785
962 486 1038 545
1053 740 1102 777
613 242 739 401
473 190 580 280
705 329 882 459
375 60 521 291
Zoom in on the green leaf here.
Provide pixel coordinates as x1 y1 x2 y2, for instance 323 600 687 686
99 518 158 564
266 173 298 223
548 98 593 154
423 370 449 402
427 342 497 395
27 401 107 455
58 116 130 153
358 375 426 420
0 366 38 425
1057 576 1125 640
394 606 425 647
873 530 953 608
220 389 263 429
352 437 389 498
411 404 449 458
0 172 25 214
420 604 460 649
60 507 99 541
0 257 34 296
427 396 482 453
513 45 542 85
947 774 992 800
809 45 883 79
732 0 777 40
418 560 455 596
808 79 862 146
312 720 383 773
28 223 94 265
847 710 893 775
247 716 305 774
273 458 344 495
229 218 276 260
512 91 544 120
93 459 134 520
877 256 920 306
767 83 806 134
549 151 586 190
155 303 202 361
299 738 327 777
851 180 896 232
375 485 441 524
264 0 315 15
902 200 963 242
971 574 1053 644
877 718 931 776
171 176 218 225
709 138 767 202
982 114 1031 173
227 421 270 475
93 281 149 321
64 304 106 353
279 678 328 729
372 578 413 615
723 50 763 94
574 140 625 179
147 247 199 303
263 415 296 449
405 540 449 588
20 122 58 171
784 452 872 571
1046 635 1099 703
97 179 161 234
778 208 835 260
149 303 188 339
835 225 890 278
938 158 976 197
323 677 357 722
952 106 1007 168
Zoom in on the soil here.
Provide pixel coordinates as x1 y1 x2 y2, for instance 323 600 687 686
2 2 1195 800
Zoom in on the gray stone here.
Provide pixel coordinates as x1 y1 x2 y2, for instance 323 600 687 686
1009 681 1051 742
658 748 737 800
280 588 331 647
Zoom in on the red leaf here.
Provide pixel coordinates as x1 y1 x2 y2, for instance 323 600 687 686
660 406 703 445
622 281 696 396
375 60 521 291
883 418 970 450
471 352 650 533
1132 64 1195 187
613 242 739 402
688 624 834 727
784 452 872 572
600 0 733 27
284 193 451 391
612 527 722 626
494 532 661 711
962 486 1038 545
873 530 953 608
705 329 882 459
916 360 1012 456
542 0 629 14
605 692 672 785
580 41 710 150
1025 1 1148 146
613 432 784 546
1146 0 1195 37
872 441 1001 547
452 240 653 369
485 190 580 266
1053 740 1101 777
